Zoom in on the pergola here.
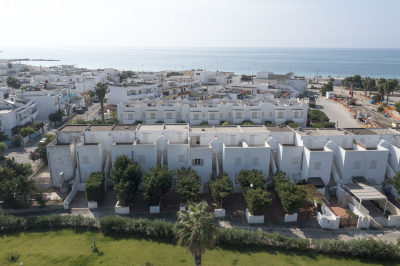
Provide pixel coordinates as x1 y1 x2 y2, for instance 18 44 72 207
343 183 388 214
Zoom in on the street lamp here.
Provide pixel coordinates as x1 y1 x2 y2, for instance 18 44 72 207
250 183 253 197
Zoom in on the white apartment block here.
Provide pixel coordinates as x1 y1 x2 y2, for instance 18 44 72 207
253 72 309 97
47 125 400 203
0 100 39 138
193 71 241 85
117 97 308 127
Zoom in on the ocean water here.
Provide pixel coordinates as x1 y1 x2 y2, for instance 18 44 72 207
1 47 400 78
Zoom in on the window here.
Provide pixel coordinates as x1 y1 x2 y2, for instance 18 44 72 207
127 113 133 120
370 160 377 169
314 162 321 170
82 156 90 164
166 113 172 119
192 158 203 166
294 112 299 118
150 113 156 119
292 157 298 164
178 155 185 162
236 112 242 119
252 112 258 118
354 161 361 169
210 113 216 120
139 155 145 163
195 136 200 145
252 157 259 165
235 158 242 166
278 112 284 118
194 114 200 120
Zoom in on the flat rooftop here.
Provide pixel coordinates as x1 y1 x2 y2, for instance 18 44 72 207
164 124 189 130
295 128 348 136
138 124 164 131
112 125 137 131
368 128 399 135
89 125 115 131
214 126 241 133
58 125 88 132
265 126 294 132
345 128 376 135
240 126 269 133
190 127 216 133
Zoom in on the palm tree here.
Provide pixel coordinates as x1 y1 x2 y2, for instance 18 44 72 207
174 201 219 266
383 79 399 104
94 82 107 123
362 77 376 97
377 78 387 103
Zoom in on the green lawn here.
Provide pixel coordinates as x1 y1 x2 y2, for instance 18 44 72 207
0 229 396 266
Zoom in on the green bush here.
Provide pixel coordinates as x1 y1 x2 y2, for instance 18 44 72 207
210 172 233 208
346 209 359 218
199 122 209 126
237 169 266 200
312 122 336 128
273 171 307 214
221 121 231 126
377 106 384 112
143 165 175 206
308 109 329 123
176 167 200 203
85 172 105 203
285 121 300 128
242 120 255 126
1 214 400 260
265 121 275 126
246 188 271 215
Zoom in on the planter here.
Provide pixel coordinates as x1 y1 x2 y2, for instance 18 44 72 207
214 208 225 217
88 201 98 209
246 209 264 224
115 201 130 214
179 203 186 211
284 213 298 222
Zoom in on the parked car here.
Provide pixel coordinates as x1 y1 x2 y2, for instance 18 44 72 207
93 98 99 103
76 108 84 114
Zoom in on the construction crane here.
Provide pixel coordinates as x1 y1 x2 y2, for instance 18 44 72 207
349 85 356 105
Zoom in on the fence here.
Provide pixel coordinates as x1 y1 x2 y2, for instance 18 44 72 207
339 215 359 228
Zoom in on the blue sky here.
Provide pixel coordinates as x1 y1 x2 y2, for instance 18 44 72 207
2 0 400 48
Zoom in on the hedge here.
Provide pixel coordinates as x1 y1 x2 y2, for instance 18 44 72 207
0 214 399 260
85 172 105 203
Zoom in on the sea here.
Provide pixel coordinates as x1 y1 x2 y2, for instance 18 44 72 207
1 47 400 79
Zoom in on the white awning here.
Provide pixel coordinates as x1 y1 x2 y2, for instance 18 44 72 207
344 183 387 201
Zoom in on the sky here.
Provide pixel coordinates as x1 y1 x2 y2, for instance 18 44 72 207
2 0 400 48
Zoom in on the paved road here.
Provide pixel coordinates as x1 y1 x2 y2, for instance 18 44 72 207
75 102 101 121
307 87 360 128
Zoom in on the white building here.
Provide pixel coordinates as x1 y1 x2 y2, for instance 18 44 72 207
193 71 241 85
253 72 309 97
0 99 39 138
108 83 160 105
117 97 308 127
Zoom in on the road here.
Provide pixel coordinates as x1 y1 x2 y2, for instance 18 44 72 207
307 87 361 128
75 102 101 121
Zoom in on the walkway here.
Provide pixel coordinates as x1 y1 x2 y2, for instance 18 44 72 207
69 192 88 208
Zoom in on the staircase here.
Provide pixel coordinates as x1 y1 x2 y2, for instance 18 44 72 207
266 165 274 187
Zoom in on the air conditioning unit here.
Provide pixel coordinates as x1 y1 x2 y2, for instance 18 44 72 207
277 123 282 127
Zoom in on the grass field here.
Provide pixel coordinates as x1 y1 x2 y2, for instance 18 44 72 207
0 229 397 266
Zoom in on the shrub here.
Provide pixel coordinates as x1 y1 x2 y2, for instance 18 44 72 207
308 109 329 123
395 101 400 112
210 172 233 208
377 106 384 112
246 188 271 215
346 209 359 218
237 169 266 199
273 171 307 214
285 121 300 128
199 122 209 126
265 121 275 126
85 172 105 203
312 122 336 128
12 134 22 147
242 120 255 126
176 167 200 203
20 127 35 137
143 165 175 206
111 155 143 206
221 121 231 126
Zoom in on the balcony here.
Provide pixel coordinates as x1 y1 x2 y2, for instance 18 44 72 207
29 109 39 120
17 116 30 126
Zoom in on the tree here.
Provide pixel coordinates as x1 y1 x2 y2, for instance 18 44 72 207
328 77 335 83
5 157 33 177
0 142 8 158
273 171 307 214
221 121 231 126
142 164 175 206
6 76 21 89
110 155 143 206
0 130 8 141
12 134 22 147
378 78 387 102
388 171 400 201
85 172 105 203
0 166 49 209
176 167 201 204
362 77 376 97
237 169 266 199
48 112 62 125
29 134 56 164
385 79 399 104
174 201 219 266
20 127 35 137
94 82 108 123
245 187 271 216
320 81 333 95
7 63 12 68
210 172 233 209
